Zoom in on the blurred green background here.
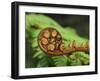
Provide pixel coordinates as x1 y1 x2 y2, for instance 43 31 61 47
25 13 89 68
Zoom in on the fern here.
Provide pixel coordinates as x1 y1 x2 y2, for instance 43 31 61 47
25 13 89 68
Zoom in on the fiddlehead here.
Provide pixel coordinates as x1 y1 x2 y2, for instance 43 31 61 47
38 28 89 56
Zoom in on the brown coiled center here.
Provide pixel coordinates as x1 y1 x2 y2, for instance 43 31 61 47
38 28 65 55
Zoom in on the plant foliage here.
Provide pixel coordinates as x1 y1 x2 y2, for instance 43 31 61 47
25 13 89 68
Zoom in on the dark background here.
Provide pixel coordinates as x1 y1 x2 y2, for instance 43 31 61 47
44 13 89 39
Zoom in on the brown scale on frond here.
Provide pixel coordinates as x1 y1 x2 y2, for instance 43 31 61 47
38 28 89 56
